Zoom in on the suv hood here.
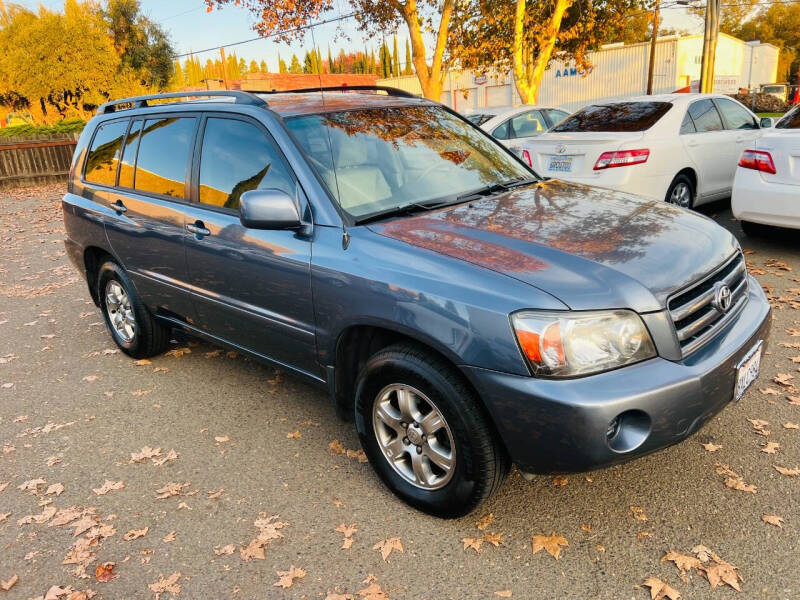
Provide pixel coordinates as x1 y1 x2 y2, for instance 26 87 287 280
369 180 739 313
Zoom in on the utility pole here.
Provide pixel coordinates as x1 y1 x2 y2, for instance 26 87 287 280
646 0 661 94
220 47 230 91
699 0 721 93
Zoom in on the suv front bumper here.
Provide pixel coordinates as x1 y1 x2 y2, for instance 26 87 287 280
464 276 772 474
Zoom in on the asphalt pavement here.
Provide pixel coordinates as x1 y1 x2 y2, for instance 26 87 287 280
1 185 799 600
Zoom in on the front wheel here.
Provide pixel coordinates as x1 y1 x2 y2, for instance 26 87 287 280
665 173 695 209
354 343 509 518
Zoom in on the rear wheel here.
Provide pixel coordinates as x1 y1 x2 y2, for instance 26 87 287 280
665 173 695 209
97 261 170 358
354 343 509 518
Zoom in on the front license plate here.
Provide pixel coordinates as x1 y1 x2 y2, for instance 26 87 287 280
548 156 574 172
735 340 762 401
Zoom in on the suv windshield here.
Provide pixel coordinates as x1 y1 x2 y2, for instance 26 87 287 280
551 102 672 133
776 105 800 129
286 105 532 220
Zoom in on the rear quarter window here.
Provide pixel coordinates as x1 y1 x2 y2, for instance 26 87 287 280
551 102 672 132
84 120 128 186
776 106 800 129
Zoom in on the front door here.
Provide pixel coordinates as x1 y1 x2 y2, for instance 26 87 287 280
96 115 199 321
714 97 762 191
183 115 318 377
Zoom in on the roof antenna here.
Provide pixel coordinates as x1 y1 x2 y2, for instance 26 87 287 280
310 23 349 249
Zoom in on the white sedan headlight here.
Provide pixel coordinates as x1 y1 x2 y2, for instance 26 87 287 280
511 310 656 377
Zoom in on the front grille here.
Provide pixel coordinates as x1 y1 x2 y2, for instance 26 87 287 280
668 252 749 356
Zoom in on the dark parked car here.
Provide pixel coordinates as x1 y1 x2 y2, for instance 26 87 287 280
62 88 771 517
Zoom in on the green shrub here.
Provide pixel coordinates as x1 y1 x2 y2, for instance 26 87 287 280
0 118 86 138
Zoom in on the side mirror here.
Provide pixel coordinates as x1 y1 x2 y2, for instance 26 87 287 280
759 117 774 129
239 189 301 230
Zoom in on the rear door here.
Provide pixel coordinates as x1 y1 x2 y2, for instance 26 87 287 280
93 114 199 321
507 110 548 144
680 99 730 197
182 114 317 376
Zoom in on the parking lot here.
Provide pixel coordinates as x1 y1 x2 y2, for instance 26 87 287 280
1 184 799 599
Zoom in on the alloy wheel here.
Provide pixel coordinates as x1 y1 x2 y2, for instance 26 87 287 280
669 182 692 208
372 383 456 490
104 280 136 343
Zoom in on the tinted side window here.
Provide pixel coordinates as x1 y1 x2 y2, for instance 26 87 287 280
509 110 546 138
544 109 569 126
198 118 295 211
118 120 142 189
492 121 510 140
134 117 196 199
715 98 757 130
687 100 723 132
85 120 128 186
776 105 800 129
680 112 696 134
551 102 672 132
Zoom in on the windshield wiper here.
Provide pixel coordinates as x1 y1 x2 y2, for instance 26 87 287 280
354 201 441 225
455 177 537 202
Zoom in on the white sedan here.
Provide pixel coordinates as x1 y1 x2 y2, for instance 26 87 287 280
464 105 570 147
518 93 768 209
732 105 800 233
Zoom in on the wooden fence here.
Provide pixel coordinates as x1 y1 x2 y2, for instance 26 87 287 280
0 133 79 190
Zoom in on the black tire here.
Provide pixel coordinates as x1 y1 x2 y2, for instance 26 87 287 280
96 260 170 358
354 343 509 518
740 220 766 237
665 173 695 209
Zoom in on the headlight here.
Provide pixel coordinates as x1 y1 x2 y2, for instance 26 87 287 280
511 310 656 377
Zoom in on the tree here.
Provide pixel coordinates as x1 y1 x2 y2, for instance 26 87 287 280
260 59 268 72
392 35 400 77
278 53 288 73
171 59 185 88
104 0 175 88
0 0 129 122
453 0 640 104
736 4 800 82
239 56 247 74
690 0 760 36
404 38 413 75
289 53 303 74
204 0 458 100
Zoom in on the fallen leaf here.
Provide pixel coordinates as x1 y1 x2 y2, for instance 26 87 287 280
759 387 780 396
532 533 568 559
761 441 780 454
163 530 176 543
214 436 229 443
748 418 770 436
95 562 116 582
642 577 681 600
373 537 403 562
204 349 222 359
274 565 306 589
483 532 503 546
495 591 512 598
462 537 483 553
166 347 191 358
286 430 301 439
207 488 224 499
475 513 494 530
134 359 152 366
123 527 148 541
774 373 794 387
130 446 161 463
662 551 702 574
783 422 799 429
762 514 784 527
724 477 757 493
152 450 178 466
45 483 65 496
214 544 235 556
92 480 124 495
346 449 368 463
701 442 722 452
552 475 568 486
149 573 181 595
775 465 800 477
0 574 19 591
630 505 648 521
82 375 99 382
18 478 46 494
328 440 346 455
155 481 190 498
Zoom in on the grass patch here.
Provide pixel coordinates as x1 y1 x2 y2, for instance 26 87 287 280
0 118 86 138
757 112 785 118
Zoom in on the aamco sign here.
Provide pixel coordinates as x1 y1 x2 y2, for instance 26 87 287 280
554 66 593 80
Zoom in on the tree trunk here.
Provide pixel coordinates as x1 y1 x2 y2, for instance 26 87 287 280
401 0 454 101
512 0 573 104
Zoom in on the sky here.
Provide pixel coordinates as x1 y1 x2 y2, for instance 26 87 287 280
12 0 707 72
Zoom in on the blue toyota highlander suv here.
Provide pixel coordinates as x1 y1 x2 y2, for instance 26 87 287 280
62 88 771 517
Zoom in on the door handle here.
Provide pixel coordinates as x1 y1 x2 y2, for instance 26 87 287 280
686 139 698 147
186 221 210 237
111 200 127 214
735 135 745 143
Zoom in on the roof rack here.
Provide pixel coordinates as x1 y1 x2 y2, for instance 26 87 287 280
97 90 268 115
249 85 418 99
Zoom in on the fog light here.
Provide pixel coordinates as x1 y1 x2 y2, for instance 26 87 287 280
605 410 651 453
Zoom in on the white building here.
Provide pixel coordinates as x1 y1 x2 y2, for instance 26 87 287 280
377 33 778 112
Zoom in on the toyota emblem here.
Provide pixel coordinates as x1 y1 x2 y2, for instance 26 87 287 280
556 144 567 154
712 282 732 313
